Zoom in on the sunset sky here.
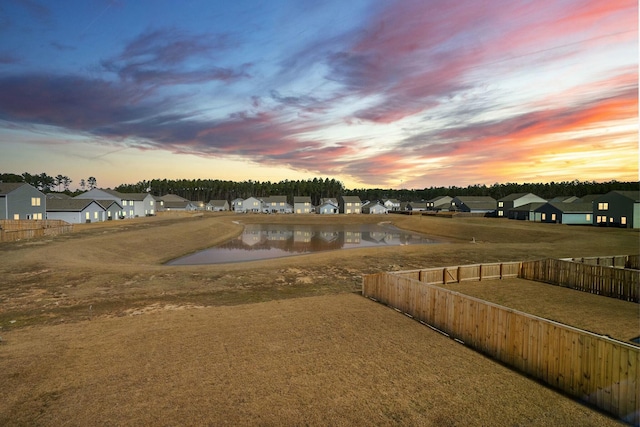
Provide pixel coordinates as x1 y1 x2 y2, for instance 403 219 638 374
0 0 637 190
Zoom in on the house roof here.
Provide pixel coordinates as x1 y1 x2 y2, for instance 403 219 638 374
163 201 190 209
207 200 228 207
499 192 544 202
510 202 546 212
536 202 593 213
46 192 72 199
262 195 288 204
46 198 101 212
0 182 28 195
159 194 190 202
96 199 122 209
341 196 362 203
293 196 311 203
608 191 640 202
577 194 601 203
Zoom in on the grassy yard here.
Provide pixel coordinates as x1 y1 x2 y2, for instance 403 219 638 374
0 212 637 425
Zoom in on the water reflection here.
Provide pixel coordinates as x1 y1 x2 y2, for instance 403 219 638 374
167 223 439 265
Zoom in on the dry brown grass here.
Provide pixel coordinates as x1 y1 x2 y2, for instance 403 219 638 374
0 212 637 425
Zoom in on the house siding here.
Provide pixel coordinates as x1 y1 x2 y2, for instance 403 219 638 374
593 191 640 228
0 184 46 220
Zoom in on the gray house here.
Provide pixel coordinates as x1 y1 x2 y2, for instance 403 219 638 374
96 200 124 220
535 202 593 225
75 189 135 218
293 196 313 214
509 202 546 221
450 196 496 214
406 201 427 212
426 196 452 211
0 183 46 220
235 197 262 213
317 198 339 214
207 200 230 211
362 201 388 214
382 199 401 212
497 193 547 218
593 191 640 228
340 196 362 214
46 199 106 224
262 196 291 214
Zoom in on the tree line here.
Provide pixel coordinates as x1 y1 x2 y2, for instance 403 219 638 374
0 173 97 193
1 172 637 203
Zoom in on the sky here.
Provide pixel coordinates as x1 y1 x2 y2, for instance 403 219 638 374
0 0 637 190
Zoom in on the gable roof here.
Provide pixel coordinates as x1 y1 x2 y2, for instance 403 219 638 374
262 195 288 204
609 191 640 202
0 182 29 195
159 194 190 202
96 199 123 209
46 198 102 212
208 200 229 207
293 196 312 203
536 202 592 213
341 196 362 203
499 192 544 202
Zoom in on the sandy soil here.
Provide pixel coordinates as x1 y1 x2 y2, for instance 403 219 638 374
0 212 637 425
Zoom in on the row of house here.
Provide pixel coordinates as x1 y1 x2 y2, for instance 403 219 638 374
1 183 638 228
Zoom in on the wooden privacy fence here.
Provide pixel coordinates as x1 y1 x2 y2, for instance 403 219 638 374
362 271 640 425
562 255 637 269
522 258 640 303
0 220 73 242
393 262 521 285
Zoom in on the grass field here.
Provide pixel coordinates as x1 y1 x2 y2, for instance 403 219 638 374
0 212 637 425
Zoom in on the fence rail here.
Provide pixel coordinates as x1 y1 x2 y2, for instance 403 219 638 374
522 258 640 302
0 220 73 242
393 262 521 285
562 255 636 269
362 268 640 425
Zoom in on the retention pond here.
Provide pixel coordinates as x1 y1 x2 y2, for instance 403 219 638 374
167 222 440 265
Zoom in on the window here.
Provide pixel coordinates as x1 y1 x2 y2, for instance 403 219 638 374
85 212 90 220
551 213 556 221
585 214 591 221
598 202 608 210
541 213 546 221
621 217 627 225
35 213 42 220
94 211 99 219
498 210 504 217
498 201 503 207
13 214 19 220
31 197 41 206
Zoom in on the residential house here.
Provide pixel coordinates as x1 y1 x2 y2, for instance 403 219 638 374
231 198 244 212
426 196 452 211
158 194 194 211
75 189 147 218
0 183 46 220
293 196 313 214
262 196 292 214
362 200 388 214
46 199 106 224
235 197 262 213
340 196 362 214
317 198 339 214
207 200 230 211
382 199 401 212
406 201 427 212
497 193 547 218
509 202 546 221
96 200 123 220
450 196 496 214
593 191 640 228
535 202 593 225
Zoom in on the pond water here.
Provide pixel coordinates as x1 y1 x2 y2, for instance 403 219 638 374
166 223 440 265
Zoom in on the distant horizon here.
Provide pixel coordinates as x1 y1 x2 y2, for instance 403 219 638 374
0 1 637 189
